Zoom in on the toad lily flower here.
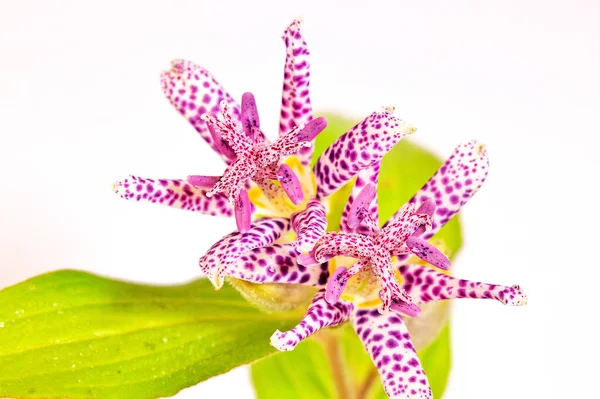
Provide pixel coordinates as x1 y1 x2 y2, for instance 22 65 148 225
189 95 327 231
266 141 527 398
199 106 415 289
113 19 327 232
299 188 451 315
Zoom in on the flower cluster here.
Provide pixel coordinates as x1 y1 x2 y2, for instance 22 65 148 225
115 19 527 399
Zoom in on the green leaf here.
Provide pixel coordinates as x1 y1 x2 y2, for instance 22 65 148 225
251 113 458 398
251 338 336 399
0 270 299 399
417 323 452 397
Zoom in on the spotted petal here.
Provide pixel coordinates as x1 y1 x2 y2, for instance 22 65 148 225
351 308 432 399
279 19 313 166
198 217 290 289
161 59 241 162
398 264 527 306
113 175 232 217
392 140 489 239
222 243 329 286
314 108 415 198
291 199 327 253
270 289 353 351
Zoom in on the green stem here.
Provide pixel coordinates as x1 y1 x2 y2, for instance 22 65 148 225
321 334 351 399
355 368 378 399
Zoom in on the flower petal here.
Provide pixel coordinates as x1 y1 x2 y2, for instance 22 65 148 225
279 19 313 166
397 264 528 306
314 108 415 198
314 232 376 263
224 243 329 286
270 289 353 351
114 175 232 217
351 308 432 399
198 217 290 289
399 140 489 239
291 199 327 252
277 164 304 205
160 59 240 162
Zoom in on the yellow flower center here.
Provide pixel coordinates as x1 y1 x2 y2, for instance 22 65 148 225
247 156 317 218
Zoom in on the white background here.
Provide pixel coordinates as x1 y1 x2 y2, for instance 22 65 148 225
1 0 598 398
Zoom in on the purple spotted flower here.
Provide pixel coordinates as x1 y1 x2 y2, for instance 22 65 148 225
198 106 416 289
114 20 327 232
265 141 527 398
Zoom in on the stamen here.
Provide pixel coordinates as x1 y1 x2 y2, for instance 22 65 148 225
412 199 436 237
235 189 251 232
241 92 260 141
348 184 377 230
207 123 236 160
405 236 450 270
196 96 325 221
277 164 304 205
296 117 328 142
187 175 221 188
325 266 348 304
389 300 421 317
297 251 318 266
